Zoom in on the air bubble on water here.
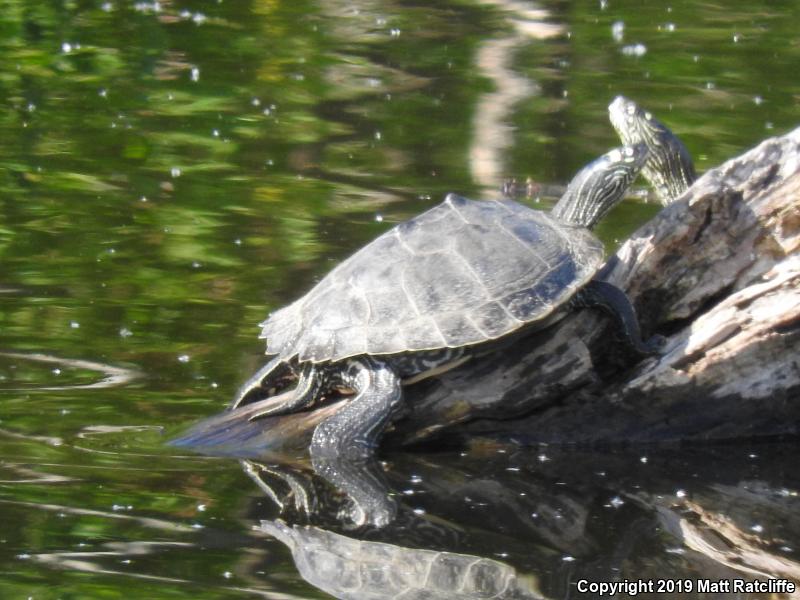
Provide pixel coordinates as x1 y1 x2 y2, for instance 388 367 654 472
263 107 271 116
599 0 608 10
62 42 73 54
223 571 232 579
733 33 741 43
751 524 764 533
234 238 242 245
640 456 648 463
192 12 207 25
664 22 676 32
374 214 383 222
178 354 190 363
705 81 715 90
374 131 382 141
211 382 218 388
197 504 207 512
753 96 763 105
70 321 80 329
212 129 220 137
139 195 148 203
621 43 647 57
52 368 61 376
119 327 133 338
676 489 687 498
170 167 182 178
134 1 161 13
611 21 624 42
190 67 200 82
390 28 401 37
562 555 576 562
192 261 201 269
412 508 425 515
99 88 108 98
537 453 549 462
251 98 261 107
27 103 36 113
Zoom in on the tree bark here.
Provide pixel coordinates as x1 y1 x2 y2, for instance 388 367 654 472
390 126 800 446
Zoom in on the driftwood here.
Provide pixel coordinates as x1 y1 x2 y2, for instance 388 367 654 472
388 126 800 446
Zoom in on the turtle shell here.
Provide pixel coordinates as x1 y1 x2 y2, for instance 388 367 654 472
260 194 604 363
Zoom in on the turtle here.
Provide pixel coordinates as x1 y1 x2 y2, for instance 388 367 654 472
608 95 697 205
231 143 660 459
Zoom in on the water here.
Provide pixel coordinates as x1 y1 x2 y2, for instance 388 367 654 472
1 1 798 598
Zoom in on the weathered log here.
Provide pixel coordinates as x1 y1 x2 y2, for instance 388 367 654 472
388 126 800 446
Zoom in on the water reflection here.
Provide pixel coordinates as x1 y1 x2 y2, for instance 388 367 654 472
258 518 543 600
0 351 139 391
175 426 800 599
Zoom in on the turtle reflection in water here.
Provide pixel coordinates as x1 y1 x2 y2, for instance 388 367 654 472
261 519 543 600
231 142 665 460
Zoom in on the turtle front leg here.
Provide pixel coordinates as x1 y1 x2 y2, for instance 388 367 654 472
572 280 664 356
311 357 402 459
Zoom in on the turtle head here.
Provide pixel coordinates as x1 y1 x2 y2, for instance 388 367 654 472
552 143 648 229
608 95 652 144
608 95 697 204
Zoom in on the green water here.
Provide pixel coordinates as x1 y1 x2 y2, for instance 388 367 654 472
0 1 798 598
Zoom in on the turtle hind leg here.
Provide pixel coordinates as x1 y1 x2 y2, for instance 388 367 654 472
311 357 402 459
572 280 664 356
248 364 328 421
230 357 291 409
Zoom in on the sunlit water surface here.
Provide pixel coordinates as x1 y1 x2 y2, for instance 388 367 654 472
1 1 798 598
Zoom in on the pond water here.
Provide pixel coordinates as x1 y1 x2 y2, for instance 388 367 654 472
0 1 798 598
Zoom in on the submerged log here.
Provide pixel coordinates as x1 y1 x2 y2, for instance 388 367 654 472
389 126 800 446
